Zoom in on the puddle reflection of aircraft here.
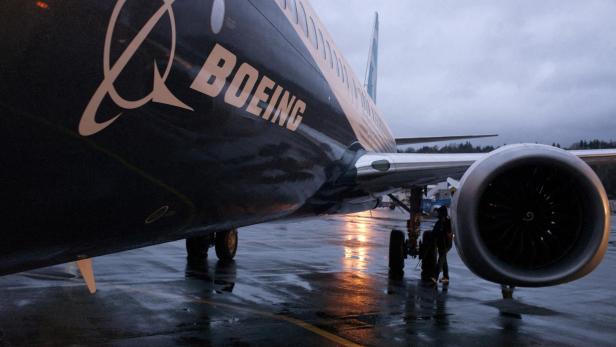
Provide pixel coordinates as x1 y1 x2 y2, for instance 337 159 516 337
0 0 614 294
186 259 237 294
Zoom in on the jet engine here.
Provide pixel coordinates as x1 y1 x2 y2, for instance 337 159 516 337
452 144 610 287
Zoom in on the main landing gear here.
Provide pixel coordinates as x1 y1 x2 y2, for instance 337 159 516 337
186 228 238 262
389 229 406 275
388 187 425 277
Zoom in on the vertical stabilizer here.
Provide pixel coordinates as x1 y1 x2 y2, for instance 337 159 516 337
364 12 379 103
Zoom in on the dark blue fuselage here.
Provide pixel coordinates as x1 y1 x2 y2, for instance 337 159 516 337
0 1 394 275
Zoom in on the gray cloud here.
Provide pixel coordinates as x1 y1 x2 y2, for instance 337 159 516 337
309 0 616 147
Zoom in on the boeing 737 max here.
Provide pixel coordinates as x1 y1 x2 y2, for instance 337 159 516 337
0 0 614 293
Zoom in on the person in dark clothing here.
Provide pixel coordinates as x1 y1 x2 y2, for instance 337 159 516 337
433 206 453 284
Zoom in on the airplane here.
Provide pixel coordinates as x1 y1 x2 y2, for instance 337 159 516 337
0 0 613 294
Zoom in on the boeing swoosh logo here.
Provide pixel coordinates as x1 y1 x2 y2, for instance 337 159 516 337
79 0 193 137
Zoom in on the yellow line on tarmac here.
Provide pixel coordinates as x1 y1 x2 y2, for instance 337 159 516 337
15 274 363 347
110 284 363 347
195 297 363 347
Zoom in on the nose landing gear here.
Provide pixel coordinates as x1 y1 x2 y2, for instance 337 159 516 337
215 228 238 261
186 228 238 262
186 235 212 260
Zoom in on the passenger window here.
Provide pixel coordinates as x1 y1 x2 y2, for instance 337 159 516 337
308 17 318 48
326 41 333 69
298 2 308 36
333 50 339 76
318 30 326 59
347 71 352 90
289 0 298 23
280 0 286 9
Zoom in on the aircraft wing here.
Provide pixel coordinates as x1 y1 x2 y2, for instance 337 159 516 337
353 148 616 193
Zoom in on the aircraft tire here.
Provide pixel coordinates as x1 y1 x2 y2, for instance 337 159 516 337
215 228 238 261
389 229 405 274
186 236 209 259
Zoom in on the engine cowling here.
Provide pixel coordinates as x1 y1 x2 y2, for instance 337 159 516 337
452 144 610 287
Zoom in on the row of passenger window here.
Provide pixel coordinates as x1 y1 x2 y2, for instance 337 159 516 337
278 0 379 124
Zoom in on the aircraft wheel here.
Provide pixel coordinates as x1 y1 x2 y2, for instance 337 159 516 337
186 236 210 260
215 228 238 261
389 229 406 274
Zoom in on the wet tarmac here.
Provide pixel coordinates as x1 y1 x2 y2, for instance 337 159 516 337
1 209 615 346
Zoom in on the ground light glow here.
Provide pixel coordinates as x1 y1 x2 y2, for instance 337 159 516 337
342 211 374 273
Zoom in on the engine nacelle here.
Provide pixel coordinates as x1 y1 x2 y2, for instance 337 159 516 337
452 144 610 287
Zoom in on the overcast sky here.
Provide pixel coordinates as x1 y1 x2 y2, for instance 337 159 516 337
309 0 616 147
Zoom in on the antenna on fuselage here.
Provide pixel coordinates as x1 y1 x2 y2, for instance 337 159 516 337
364 12 379 104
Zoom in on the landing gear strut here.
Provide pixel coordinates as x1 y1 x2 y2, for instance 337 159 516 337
186 228 238 262
388 187 425 275
406 187 424 258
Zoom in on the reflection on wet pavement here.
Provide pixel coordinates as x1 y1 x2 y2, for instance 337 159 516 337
0 209 615 346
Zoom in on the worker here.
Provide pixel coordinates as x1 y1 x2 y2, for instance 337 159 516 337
433 206 453 284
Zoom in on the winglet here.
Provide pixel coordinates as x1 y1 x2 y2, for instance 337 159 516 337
76 258 97 294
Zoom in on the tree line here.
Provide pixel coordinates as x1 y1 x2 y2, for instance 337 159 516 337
397 139 616 199
399 141 496 153
399 139 616 153
568 139 616 150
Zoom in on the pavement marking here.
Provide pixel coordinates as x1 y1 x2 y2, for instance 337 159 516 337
2 277 363 346
96 283 364 347
10 272 362 347
193 297 363 347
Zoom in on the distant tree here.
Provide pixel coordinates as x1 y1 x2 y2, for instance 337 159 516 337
399 138 615 154
567 139 616 150
401 141 496 154
397 139 616 198
565 139 616 199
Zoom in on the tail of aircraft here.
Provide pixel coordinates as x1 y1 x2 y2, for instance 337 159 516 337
364 12 379 103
